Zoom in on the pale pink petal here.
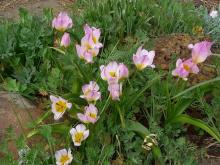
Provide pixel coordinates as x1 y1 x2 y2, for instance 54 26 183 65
76 124 86 132
83 130 89 140
50 95 58 102
69 128 76 135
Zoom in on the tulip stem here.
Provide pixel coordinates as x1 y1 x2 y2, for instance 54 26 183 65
100 95 111 116
73 61 90 82
116 105 125 128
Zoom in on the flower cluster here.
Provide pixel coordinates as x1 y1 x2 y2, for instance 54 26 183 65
172 41 212 80
78 81 100 124
52 12 72 48
76 24 103 63
100 61 129 100
51 11 213 165
51 94 90 164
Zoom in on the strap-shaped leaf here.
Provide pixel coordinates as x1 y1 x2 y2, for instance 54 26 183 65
166 98 192 124
170 114 220 142
172 77 220 99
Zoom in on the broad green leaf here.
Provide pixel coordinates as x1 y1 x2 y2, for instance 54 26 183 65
170 114 220 142
127 120 150 138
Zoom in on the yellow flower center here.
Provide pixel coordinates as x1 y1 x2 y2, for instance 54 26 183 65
60 154 70 165
74 132 84 143
83 41 92 50
92 35 98 44
89 113 96 119
183 64 190 71
55 101 67 113
85 89 91 95
109 71 116 77
136 64 144 70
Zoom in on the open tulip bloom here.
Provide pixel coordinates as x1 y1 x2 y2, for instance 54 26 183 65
100 61 129 84
83 24 103 49
133 46 155 70
77 104 99 124
52 12 73 32
55 148 73 165
75 24 103 63
50 95 72 120
80 81 101 103
188 41 213 64
172 58 199 81
70 124 89 146
76 44 99 63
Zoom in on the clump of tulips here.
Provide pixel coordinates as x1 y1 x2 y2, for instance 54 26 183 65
51 12 213 165
172 41 212 81
52 12 72 48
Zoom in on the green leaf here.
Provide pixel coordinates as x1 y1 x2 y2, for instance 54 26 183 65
125 74 162 109
127 120 150 138
5 78 19 92
172 77 220 99
170 114 220 142
166 98 193 124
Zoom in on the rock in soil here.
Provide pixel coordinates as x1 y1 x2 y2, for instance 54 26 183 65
0 91 43 158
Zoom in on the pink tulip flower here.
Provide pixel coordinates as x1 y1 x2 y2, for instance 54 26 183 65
189 41 212 64
77 104 99 124
76 44 99 63
55 148 73 165
50 95 72 120
60 33 71 48
80 81 101 102
118 63 129 80
100 61 129 84
52 12 73 32
69 124 89 146
83 24 103 49
133 46 155 70
75 24 103 63
172 58 199 81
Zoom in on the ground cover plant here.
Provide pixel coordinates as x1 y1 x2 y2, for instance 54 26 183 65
0 0 220 164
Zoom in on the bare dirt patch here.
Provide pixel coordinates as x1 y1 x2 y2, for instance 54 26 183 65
0 0 74 20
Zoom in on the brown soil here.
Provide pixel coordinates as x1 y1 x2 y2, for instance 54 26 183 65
193 0 220 10
154 33 217 85
0 0 74 20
